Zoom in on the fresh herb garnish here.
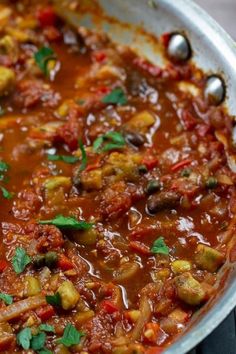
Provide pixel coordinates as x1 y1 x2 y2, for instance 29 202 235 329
17 328 32 350
31 332 46 351
47 154 79 164
38 349 53 354
39 324 55 333
39 215 93 230
46 292 61 307
12 247 31 274
102 87 127 106
93 131 125 153
1 186 13 199
151 237 169 255
58 324 85 347
0 292 13 305
0 161 9 172
34 47 56 76
78 140 87 171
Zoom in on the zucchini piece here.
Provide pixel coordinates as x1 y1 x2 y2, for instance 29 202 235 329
174 272 206 306
58 280 80 310
195 244 224 272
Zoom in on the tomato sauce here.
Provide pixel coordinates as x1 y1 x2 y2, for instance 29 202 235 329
0 1 235 353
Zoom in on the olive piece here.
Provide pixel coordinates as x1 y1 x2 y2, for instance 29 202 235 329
125 131 145 147
205 177 218 189
147 191 180 214
138 165 148 174
32 255 45 268
45 251 58 268
146 179 161 195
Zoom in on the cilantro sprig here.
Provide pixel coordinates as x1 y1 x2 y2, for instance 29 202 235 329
102 88 127 106
17 325 54 353
39 215 93 230
58 324 85 347
0 292 13 305
93 131 125 153
12 247 31 274
46 292 61 307
34 47 56 76
151 237 169 255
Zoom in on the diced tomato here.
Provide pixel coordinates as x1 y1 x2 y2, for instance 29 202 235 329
93 51 107 63
171 159 192 172
142 151 158 170
44 26 61 42
101 300 119 314
58 254 74 270
160 32 171 48
99 86 111 95
180 109 197 130
36 305 55 321
129 241 151 256
133 58 162 77
145 346 164 354
37 6 57 27
129 227 156 240
0 260 8 272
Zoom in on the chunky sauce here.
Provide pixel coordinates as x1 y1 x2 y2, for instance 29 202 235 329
0 1 235 353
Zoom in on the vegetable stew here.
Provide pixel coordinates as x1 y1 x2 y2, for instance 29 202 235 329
0 1 235 353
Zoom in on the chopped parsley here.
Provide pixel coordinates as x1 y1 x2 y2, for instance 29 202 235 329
12 247 31 274
1 186 13 199
39 215 93 230
102 87 127 106
34 47 56 76
0 292 13 305
31 332 46 351
47 154 79 164
58 324 85 347
0 161 9 172
151 237 169 255
46 292 61 307
93 131 125 153
39 324 55 333
17 328 32 350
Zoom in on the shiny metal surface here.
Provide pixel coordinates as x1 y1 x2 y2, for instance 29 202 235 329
54 0 236 353
167 33 191 61
204 76 226 105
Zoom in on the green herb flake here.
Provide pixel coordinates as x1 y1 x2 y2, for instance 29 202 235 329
39 324 55 333
93 131 125 153
47 154 79 164
58 324 85 347
17 328 32 350
38 349 53 354
1 186 13 199
39 215 93 230
0 161 9 172
75 99 85 106
102 88 127 106
34 47 56 76
151 237 169 255
12 247 31 274
31 332 46 351
46 292 61 307
0 292 13 305
79 140 87 171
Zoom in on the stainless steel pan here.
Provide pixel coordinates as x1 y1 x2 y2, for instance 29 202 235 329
55 1 236 353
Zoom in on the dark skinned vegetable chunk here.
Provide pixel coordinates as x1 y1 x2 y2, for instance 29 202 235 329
147 191 180 214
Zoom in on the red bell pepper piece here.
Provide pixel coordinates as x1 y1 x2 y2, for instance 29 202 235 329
37 7 57 28
36 305 55 321
171 158 192 172
101 300 119 314
58 254 74 271
142 151 158 170
0 259 8 272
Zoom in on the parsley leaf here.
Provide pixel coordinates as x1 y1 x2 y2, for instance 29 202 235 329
38 349 53 354
39 215 93 230
39 324 55 333
12 247 31 274
93 131 125 153
34 47 56 75
58 324 85 347
1 186 13 199
17 328 32 350
31 332 46 351
78 140 87 171
151 237 169 255
0 292 13 305
47 154 79 164
46 292 61 307
0 161 9 172
102 88 127 106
